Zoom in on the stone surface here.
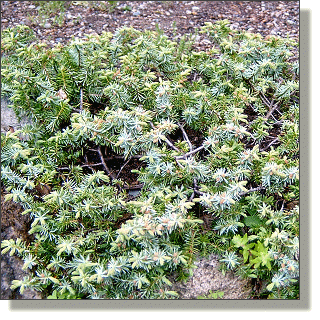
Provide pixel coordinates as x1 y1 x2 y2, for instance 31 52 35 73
1 191 42 299
169 254 252 299
1 98 32 133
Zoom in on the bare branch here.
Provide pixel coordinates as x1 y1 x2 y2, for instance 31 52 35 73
81 162 103 168
238 186 265 196
86 151 142 161
80 87 83 111
176 145 205 160
189 191 195 202
82 154 100 172
57 167 71 171
175 159 185 170
189 178 199 201
123 183 144 190
116 157 132 179
259 92 272 108
97 146 115 180
245 79 281 121
265 101 280 120
178 123 193 151
260 137 280 152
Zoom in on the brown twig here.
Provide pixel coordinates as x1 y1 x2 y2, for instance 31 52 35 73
97 146 115 180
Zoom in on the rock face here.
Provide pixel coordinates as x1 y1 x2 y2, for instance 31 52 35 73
1 97 41 299
169 255 252 299
1 97 32 133
1 192 42 299
1 248 42 299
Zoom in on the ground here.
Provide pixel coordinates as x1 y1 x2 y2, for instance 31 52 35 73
1 1 299 50
1 1 299 299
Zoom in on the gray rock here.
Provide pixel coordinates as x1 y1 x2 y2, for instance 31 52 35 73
66 13 74 20
1 195 42 299
169 254 251 299
132 10 141 16
1 243 42 299
1 97 33 133
201 38 212 45
128 189 141 198
43 22 52 29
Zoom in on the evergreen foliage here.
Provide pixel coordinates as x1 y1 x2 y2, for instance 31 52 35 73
1 21 299 299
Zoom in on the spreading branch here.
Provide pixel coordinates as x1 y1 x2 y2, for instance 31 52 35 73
97 146 115 180
260 137 280 152
238 186 265 196
265 101 280 120
116 157 132 179
176 145 205 160
178 123 193 151
245 79 282 121
150 122 181 152
80 87 83 111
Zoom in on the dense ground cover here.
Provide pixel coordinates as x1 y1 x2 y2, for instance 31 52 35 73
1 1 299 300
1 1 299 297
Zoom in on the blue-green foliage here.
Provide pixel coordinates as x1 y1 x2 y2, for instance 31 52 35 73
1 21 299 299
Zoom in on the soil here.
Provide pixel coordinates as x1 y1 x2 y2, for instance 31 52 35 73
1 1 299 299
